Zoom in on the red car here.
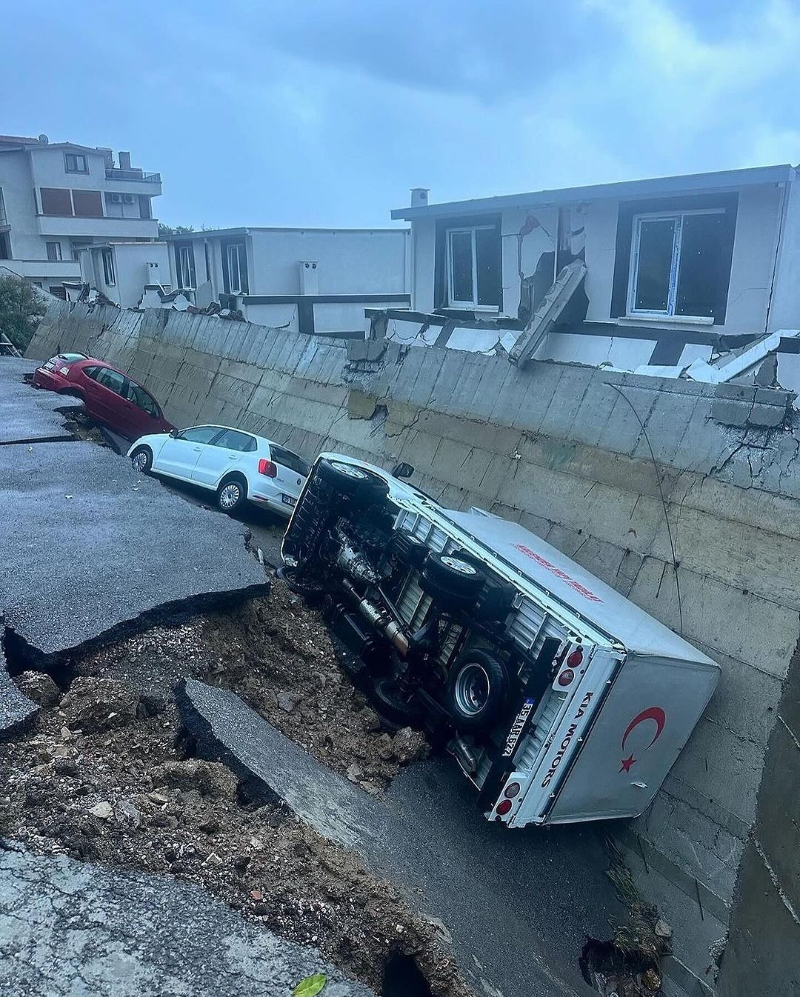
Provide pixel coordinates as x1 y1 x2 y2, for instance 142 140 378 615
33 355 175 440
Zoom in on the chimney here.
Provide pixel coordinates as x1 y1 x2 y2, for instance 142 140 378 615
299 260 319 295
410 188 429 208
119 151 132 171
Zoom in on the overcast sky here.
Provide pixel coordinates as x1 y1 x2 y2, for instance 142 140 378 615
5 0 800 229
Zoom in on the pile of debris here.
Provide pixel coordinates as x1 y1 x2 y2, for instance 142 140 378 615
0 580 459 996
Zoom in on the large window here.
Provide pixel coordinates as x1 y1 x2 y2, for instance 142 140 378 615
446 226 501 309
46 242 62 262
224 242 248 294
611 193 737 325
629 210 726 319
40 187 73 216
72 189 103 218
175 243 196 288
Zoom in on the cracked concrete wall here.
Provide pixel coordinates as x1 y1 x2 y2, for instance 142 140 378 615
27 301 800 996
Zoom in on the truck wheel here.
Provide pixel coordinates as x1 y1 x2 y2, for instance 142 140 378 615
317 459 388 503
446 650 508 732
372 678 423 726
421 552 485 604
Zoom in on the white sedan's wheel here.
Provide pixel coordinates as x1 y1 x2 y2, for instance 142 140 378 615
130 447 152 474
217 478 246 513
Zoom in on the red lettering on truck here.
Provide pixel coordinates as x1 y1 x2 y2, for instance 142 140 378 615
512 545 603 603
541 692 593 787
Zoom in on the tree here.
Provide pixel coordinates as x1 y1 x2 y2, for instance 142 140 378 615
0 275 46 352
158 223 196 237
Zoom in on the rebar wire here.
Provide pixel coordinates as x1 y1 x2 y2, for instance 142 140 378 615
605 381 684 635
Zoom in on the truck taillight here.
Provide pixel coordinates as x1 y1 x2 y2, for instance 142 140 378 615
258 459 277 477
557 669 575 687
504 782 520 798
567 648 583 668
496 799 513 816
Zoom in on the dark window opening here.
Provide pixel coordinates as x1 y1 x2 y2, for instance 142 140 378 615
434 214 502 311
46 241 62 262
611 192 738 325
40 187 73 216
139 195 152 219
72 189 103 218
101 248 115 285
0 233 10 260
174 242 196 288
221 240 248 295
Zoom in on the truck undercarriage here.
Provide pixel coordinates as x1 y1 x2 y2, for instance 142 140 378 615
281 457 588 819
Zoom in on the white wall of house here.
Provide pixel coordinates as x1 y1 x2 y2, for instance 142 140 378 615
248 229 410 295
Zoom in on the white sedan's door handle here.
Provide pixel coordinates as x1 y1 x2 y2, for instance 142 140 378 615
228 454 237 459
192 447 202 451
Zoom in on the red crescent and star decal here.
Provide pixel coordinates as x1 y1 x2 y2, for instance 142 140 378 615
619 706 666 773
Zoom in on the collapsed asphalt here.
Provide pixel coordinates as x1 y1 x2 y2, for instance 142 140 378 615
182 679 619 997
0 360 271 668
0 359 81 444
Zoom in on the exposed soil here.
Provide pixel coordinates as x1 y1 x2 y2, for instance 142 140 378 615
0 579 463 997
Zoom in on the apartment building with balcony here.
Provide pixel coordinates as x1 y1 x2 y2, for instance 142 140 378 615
0 133 162 296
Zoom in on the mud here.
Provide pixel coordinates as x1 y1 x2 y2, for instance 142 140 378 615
0 579 462 997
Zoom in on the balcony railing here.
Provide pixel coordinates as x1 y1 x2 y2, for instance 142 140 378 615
105 168 162 182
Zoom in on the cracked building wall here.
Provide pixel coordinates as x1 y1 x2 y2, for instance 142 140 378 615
27 301 800 996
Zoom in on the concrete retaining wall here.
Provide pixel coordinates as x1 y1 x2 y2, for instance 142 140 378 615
28 302 800 996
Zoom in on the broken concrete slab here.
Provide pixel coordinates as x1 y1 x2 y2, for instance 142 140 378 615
0 845 373 997
0 441 268 662
0 358 82 444
0 645 37 738
179 679 616 997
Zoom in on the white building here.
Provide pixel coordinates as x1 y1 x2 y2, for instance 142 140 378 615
383 166 800 367
166 226 411 337
0 132 162 298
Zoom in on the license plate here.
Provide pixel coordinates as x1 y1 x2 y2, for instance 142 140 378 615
282 495 297 507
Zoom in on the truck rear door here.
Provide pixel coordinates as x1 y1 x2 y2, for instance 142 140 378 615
546 652 718 823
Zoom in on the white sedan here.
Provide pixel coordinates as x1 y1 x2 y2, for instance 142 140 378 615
127 425 309 516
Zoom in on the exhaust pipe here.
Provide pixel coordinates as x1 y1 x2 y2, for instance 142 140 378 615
341 579 409 656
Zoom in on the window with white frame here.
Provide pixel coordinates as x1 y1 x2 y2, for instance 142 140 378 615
101 248 115 286
628 209 726 319
445 225 501 309
64 153 88 173
46 242 62 262
175 243 196 288
225 242 248 295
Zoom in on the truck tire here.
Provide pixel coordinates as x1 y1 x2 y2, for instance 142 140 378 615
317 459 388 503
372 677 423 726
421 552 485 604
445 650 508 732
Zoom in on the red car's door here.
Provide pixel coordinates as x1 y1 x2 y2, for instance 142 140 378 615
121 378 163 439
79 365 116 425
87 366 128 433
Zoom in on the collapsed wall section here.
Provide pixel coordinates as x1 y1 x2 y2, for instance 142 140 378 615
26 301 800 996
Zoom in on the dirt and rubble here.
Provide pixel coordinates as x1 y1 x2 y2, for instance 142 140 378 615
0 579 463 997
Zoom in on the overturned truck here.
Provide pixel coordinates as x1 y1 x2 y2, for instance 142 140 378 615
281 455 719 827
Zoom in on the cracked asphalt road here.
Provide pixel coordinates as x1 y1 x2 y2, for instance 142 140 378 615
0 846 374 997
182 680 617 997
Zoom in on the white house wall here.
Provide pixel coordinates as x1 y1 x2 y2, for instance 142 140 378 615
247 229 409 295
725 183 784 334
411 217 436 312
115 243 170 308
766 180 800 332
0 151 43 259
